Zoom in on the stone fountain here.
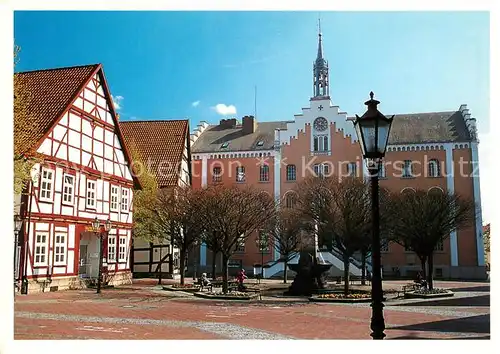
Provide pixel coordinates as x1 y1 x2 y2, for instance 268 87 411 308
285 224 332 296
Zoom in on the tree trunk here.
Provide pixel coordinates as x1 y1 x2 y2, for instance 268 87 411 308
211 251 217 279
419 256 427 280
361 250 367 285
222 254 229 294
343 254 350 296
427 254 434 290
179 248 187 285
283 259 288 284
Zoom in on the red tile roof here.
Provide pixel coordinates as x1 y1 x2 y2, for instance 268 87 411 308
14 64 100 155
119 120 189 188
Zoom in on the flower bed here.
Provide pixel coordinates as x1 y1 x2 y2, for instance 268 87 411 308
193 291 257 300
405 288 454 299
309 291 372 303
162 284 200 292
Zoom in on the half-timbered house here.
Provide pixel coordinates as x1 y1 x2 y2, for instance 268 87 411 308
120 120 191 279
14 64 139 293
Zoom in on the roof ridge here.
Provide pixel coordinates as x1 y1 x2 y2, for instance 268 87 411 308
15 63 100 75
120 119 189 124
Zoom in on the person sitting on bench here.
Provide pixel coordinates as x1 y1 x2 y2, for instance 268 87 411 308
414 272 427 289
200 273 211 290
236 269 247 291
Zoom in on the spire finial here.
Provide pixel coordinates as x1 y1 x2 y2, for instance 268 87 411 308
370 91 374 100
318 14 322 36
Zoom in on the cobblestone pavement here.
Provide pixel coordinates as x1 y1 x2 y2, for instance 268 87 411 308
14 279 490 340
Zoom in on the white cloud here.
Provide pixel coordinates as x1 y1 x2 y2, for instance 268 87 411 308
212 103 237 116
112 95 124 110
192 100 200 107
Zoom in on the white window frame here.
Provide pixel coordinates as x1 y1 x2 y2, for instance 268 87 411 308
86 180 96 209
236 166 246 183
259 165 269 182
118 236 127 262
403 160 413 178
54 232 67 265
34 232 49 266
428 159 440 178
121 188 129 212
212 166 222 183
347 162 357 177
62 174 75 205
39 168 55 202
235 236 245 252
314 163 329 177
313 135 329 152
110 185 120 212
107 233 117 263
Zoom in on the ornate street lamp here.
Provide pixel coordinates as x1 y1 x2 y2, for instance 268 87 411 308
353 92 393 340
91 217 112 294
14 214 23 293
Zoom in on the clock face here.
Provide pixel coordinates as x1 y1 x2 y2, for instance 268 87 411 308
314 117 328 132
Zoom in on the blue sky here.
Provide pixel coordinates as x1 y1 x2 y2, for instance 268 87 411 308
14 11 489 131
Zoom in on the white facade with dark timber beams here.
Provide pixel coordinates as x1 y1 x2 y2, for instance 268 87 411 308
15 64 137 293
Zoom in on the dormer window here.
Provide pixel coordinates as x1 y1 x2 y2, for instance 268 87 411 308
257 141 264 147
221 142 229 149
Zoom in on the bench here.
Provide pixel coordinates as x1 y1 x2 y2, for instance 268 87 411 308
396 283 421 298
200 280 239 293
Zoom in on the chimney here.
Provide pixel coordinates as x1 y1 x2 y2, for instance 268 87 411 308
219 118 237 129
242 115 257 134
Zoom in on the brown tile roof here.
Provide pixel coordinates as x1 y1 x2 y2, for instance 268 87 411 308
119 120 189 188
191 121 288 153
14 64 100 156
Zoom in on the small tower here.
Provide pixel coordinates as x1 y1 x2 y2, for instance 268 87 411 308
312 18 329 99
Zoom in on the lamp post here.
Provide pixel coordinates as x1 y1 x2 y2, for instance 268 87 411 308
14 214 23 293
352 92 393 340
255 232 268 283
91 217 112 294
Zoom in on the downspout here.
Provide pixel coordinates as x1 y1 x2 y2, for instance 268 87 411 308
21 180 34 294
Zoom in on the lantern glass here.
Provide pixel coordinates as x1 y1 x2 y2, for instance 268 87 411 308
91 217 100 233
376 118 391 155
14 214 23 232
104 218 112 232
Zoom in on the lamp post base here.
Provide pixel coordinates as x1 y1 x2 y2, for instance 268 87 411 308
370 301 386 339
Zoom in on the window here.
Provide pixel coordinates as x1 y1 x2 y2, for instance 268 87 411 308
381 239 389 252
428 159 441 177
107 234 116 263
285 193 297 208
34 232 48 266
221 142 229 149
379 162 386 178
286 165 296 181
86 180 96 209
314 163 329 177
347 162 357 177
118 236 127 262
235 236 245 252
236 166 246 182
313 135 329 152
110 185 120 211
54 233 66 264
402 160 413 178
121 188 129 212
257 140 264 147
39 169 54 201
212 166 222 183
259 165 269 182
62 174 74 204
435 238 444 251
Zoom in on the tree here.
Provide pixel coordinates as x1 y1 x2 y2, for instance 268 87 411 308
387 189 476 290
195 185 276 293
296 176 372 296
150 187 203 285
264 207 304 283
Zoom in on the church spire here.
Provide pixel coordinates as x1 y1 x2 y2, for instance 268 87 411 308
313 17 329 99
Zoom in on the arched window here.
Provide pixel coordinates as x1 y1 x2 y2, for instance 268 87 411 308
284 192 297 209
259 165 269 182
428 187 444 196
286 165 297 181
401 187 416 195
428 159 440 177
